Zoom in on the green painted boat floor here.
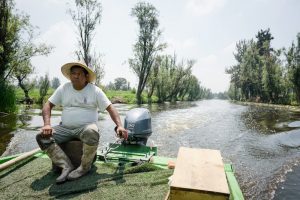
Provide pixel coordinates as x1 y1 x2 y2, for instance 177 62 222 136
0 157 173 199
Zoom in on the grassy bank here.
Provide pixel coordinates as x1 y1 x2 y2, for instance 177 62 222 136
233 100 300 112
15 88 55 104
105 90 158 104
105 90 138 104
16 88 157 105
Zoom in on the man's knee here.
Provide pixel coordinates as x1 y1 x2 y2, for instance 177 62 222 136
80 124 99 146
36 133 55 150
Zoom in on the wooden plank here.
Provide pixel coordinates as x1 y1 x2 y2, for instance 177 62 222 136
170 147 229 199
0 148 41 171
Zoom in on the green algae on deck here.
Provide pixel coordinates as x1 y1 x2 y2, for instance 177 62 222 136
0 157 173 199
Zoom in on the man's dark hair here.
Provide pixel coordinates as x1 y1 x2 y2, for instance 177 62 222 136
70 65 89 75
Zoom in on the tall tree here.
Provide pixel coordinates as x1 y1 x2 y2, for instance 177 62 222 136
166 59 194 101
154 54 195 102
129 2 166 104
286 33 300 103
256 28 274 56
226 40 248 100
261 51 282 103
0 0 51 106
183 75 200 101
68 0 104 85
91 52 104 86
0 0 18 82
239 40 261 100
146 56 161 103
114 77 128 90
256 29 275 101
11 15 51 103
155 55 172 103
39 74 50 105
0 0 18 112
51 77 61 89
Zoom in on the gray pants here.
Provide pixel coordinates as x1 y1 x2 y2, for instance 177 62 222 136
36 123 100 150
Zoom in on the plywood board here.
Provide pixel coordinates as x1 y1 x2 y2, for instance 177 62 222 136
170 147 229 198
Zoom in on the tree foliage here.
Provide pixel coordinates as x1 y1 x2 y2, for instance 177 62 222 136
38 74 50 105
0 0 51 109
0 81 16 113
69 0 104 85
256 28 274 56
114 77 128 90
0 0 17 80
51 77 60 89
13 22 51 102
227 29 300 105
285 33 300 103
129 2 166 104
145 54 209 102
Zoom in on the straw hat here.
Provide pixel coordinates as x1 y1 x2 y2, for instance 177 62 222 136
61 61 96 83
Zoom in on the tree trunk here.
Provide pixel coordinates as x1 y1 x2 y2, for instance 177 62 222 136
147 84 155 104
17 76 32 104
136 89 142 105
295 88 300 104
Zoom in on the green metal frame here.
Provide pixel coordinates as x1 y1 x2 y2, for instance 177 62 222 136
98 143 157 163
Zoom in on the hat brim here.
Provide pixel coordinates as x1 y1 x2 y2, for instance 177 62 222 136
61 62 96 83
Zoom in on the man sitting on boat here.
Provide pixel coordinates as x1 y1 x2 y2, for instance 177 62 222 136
36 61 128 184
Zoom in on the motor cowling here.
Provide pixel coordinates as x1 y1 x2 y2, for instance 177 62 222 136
124 108 152 145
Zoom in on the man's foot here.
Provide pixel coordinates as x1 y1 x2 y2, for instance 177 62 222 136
67 143 97 181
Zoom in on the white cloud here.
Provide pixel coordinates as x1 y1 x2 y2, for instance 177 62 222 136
31 20 77 82
164 39 230 92
223 42 236 54
185 0 226 16
35 20 76 47
165 37 198 56
199 54 218 66
42 0 69 5
192 54 229 92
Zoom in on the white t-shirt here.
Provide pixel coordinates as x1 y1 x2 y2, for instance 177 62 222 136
49 82 111 128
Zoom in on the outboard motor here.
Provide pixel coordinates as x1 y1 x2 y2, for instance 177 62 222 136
124 108 152 145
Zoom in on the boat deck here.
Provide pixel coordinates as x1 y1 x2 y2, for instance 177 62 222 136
0 144 244 200
0 156 173 199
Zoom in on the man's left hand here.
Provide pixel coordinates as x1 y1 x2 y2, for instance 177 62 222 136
116 126 128 140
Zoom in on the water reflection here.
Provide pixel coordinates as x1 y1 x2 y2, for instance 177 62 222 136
241 106 300 134
0 113 17 135
0 107 55 155
0 113 17 155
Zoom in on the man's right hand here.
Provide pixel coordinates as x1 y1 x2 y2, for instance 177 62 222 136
41 124 53 137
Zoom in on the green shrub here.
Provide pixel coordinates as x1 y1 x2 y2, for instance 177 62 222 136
0 82 17 113
131 88 136 94
105 90 159 104
16 88 55 104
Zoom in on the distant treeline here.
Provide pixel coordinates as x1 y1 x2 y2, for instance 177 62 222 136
226 29 300 105
136 54 213 103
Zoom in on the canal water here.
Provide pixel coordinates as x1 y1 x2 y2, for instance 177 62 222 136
1 100 300 199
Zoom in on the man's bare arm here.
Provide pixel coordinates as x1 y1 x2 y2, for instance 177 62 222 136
106 104 128 140
42 101 54 125
41 101 55 137
106 104 122 127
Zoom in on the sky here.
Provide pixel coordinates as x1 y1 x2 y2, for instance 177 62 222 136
15 0 300 93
